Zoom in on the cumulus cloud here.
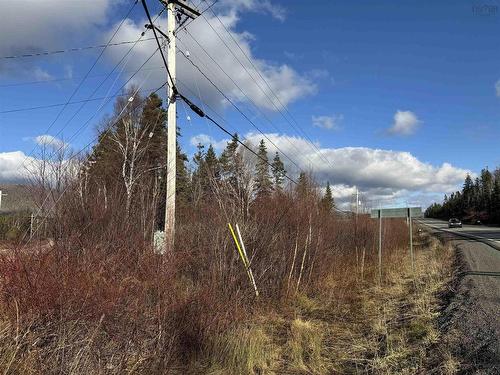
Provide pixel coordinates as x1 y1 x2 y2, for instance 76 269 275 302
312 115 343 130
0 151 34 183
495 79 500 97
219 0 287 21
388 110 420 136
192 131 471 208
104 3 316 111
0 0 116 76
34 135 68 150
0 150 78 184
190 134 228 150
0 0 314 111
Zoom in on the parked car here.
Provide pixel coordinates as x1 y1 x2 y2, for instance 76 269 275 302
448 218 462 228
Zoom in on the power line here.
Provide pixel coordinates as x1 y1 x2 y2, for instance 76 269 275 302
176 32 319 175
175 0 218 33
41 47 162 162
0 88 160 114
0 38 156 60
200 8 339 174
18 3 166 166
25 77 169 244
17 0 138 174
0 66 165 88
141 0 175 88
64 48 164 148
178 91 298 185
175 46 303 173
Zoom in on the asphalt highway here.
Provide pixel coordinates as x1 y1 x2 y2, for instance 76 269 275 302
418 218 500 371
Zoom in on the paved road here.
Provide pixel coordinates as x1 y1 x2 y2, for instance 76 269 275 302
418 218 500 372
420 218 500 250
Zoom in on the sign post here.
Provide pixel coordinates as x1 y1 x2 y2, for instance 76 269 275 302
408 207 414 273
378 209 382 285
371 207 422 283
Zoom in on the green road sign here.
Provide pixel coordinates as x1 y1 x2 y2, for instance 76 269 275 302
370 207 423 219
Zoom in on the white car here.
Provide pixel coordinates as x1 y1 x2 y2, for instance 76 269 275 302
448 218 462 228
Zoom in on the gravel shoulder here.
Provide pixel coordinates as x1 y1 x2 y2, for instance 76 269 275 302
428 227 500 374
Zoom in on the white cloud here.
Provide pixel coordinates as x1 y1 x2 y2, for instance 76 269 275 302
0 0 116 76
312 115 343 130
33 67 53 81
495 79 500 97
195 131 471 208
190 134 227 150
190 134 215 147
388 110 420 136
219 0 287 21
34 135 68 150
0 150 78 184
0 151 33 182
104 4 315 112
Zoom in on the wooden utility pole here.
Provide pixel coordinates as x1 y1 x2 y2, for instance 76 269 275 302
164 0 177 252
161 0 200 253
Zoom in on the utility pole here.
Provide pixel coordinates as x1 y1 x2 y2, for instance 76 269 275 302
356 187 359 215
158 0 200 253
164 0 177 253
0 190 7 211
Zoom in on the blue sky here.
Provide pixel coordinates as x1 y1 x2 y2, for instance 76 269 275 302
1 0 499 208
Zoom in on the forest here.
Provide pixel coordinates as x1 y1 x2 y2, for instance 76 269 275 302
425 167 500 224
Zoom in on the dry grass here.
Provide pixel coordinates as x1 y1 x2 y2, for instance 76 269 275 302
0 184 455 374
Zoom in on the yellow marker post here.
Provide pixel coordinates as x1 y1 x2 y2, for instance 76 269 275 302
228 223 259 297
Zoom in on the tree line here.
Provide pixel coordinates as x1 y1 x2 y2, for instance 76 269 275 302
425 167 500 224
81 89 336 236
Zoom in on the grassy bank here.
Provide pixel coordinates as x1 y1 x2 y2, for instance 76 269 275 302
184 230 457 374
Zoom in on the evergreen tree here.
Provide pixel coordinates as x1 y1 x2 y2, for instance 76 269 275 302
219 133 239 178
463 173 474 208
192 144 220 199
176 143 190 203
191 143 206 200
426 165 500 223
320 182 335 212
271 152 286 191
204 144 220 181
254 139 273 198
480 168 493 211
296 172 311 198
492 179 500 223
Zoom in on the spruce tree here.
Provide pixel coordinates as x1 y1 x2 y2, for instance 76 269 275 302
296 172 311 198
271 152 286 191
463 173 473 208
480 168 493 211
204 144 220 180
320 181 335 212
254 139 272 198
219 133 239 178
492 179 500 223
191 143 205 199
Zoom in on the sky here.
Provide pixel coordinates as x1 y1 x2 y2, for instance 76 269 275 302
0 0 499 209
